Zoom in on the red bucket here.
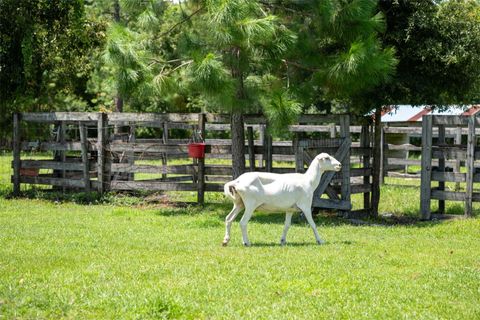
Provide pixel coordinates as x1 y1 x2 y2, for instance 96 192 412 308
188 143 206 159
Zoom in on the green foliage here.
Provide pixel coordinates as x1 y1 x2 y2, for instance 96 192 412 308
282 0 398 114
375 0 480 106
0 0 105 141
2 0 480 144
263 90 302 137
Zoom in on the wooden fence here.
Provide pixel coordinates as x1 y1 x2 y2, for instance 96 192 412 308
379 122 468 181
12 112 375 215
420 115 479 219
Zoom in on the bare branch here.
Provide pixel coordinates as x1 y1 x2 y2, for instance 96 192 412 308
159 6 205 38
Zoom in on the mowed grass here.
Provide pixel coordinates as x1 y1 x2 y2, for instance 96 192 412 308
1 153 480 319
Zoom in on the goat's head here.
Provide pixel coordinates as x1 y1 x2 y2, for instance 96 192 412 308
315 153 342 172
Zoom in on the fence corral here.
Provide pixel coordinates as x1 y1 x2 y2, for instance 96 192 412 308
12 112 375 215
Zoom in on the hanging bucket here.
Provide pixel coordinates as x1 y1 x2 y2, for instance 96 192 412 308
188 143 206 159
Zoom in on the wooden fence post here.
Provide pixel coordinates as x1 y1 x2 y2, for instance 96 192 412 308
339 115 351 216
380 126 386 184
360 124 371 211
79 122 90 192
197 113 206 204
329 123 336 138
454 127 462 191
263 123 272 172
59 122 66 193
128 124 136 181
371 107 382 217
258 124 265 168
295 138 305 173
437 124 446 214
420 115 433 220
13 113 21 195
162 122 169 180
97 113 107 193
465 116 475 217
266 134 273 172
247 126 255 171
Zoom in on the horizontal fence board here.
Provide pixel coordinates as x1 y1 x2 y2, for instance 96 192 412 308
388 158 421 166
350 184 372 194
384 126 480 137
432 116 475 126
21 141 91 151
21 112 99 123
109 143 189 153
205 183 225 192
383 121 423 128
386 144 422 151
430 189 480 202
16 175 86 188
205 176 230 182
205 166 231 175
132 176 193 182
388 158 459 167
299 138 344 148
205 123 262 131
108 113 199 123
432 146 466 159
111 164 194 174
387 172 421 179
313 198 352 210
431 172 466 182
431 189 465 201
111 180 197 191
17 160 89 171
384 127 422 134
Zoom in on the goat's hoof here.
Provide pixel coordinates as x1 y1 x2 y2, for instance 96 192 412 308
280 239 286 246
243 242 251 247
222 241 228 247
317 239 325 245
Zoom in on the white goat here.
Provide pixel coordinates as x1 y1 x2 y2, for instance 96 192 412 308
223 153 342 246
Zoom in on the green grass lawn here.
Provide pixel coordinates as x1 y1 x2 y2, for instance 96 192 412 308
1 152 480 319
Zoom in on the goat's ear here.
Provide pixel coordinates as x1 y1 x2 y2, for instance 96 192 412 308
317 153 328 161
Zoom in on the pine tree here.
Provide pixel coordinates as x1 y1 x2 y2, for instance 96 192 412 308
174 0 297 177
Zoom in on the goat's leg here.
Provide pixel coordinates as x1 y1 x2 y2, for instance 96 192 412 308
223 204 243 246
298 203 324 245
280 212 293 246
239 205 255 247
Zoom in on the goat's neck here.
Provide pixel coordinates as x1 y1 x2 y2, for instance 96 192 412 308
304 160 324 190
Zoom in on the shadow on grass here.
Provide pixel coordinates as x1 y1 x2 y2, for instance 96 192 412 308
250 240 356 247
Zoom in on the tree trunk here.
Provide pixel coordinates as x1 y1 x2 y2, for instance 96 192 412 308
231 110 245 179
113 0 123 134
113 0 121 22
115 95 123 113
371 106 382 217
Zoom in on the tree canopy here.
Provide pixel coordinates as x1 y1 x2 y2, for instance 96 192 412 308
1 0 480 146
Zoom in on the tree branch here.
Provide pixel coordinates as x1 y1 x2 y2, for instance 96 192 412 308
159 6 205 37
282 59 318 72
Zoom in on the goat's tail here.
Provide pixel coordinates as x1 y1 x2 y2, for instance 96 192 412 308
224 180 238 201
